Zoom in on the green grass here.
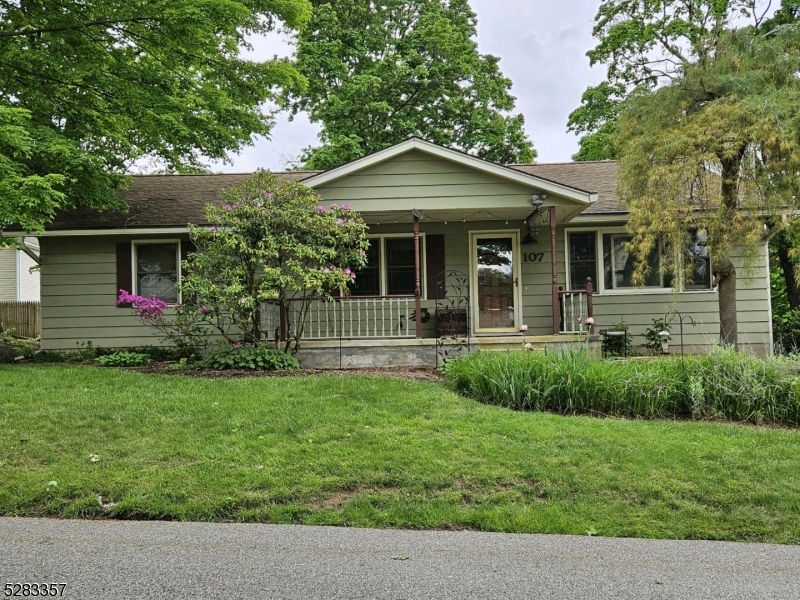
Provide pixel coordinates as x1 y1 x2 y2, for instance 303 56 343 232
1 365 800 543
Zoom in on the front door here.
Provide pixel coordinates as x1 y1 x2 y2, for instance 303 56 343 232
471 232 520 333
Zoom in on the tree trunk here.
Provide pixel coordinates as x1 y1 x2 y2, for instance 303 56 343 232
773 231 800 309
714 151 744 349
713 257 737 347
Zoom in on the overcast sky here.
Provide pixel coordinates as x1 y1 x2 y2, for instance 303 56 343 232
216 0 607 172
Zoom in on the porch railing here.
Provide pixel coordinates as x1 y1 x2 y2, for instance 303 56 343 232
558 278 594 334
262 296 416 341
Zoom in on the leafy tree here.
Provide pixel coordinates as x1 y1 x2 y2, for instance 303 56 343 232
181 171 369 353
288 0 535 169
0 0 311 236
566 82 624 161
584 0 800 347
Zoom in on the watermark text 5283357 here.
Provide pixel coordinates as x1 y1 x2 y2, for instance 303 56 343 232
4 583 67 597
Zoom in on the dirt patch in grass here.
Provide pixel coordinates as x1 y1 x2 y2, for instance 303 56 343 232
128 363 444 383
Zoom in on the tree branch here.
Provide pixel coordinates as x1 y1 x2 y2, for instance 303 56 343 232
0 17 162 38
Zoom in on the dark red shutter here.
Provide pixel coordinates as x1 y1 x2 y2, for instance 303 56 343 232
116 242 133 307
425 234 445 300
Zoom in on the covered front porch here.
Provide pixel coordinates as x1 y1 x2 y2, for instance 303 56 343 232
258 139 599 365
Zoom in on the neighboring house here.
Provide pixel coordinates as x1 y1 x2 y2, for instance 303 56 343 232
13 139 772 365
0 238 40 302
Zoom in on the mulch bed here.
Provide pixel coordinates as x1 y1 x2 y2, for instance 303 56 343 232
127 363 444 383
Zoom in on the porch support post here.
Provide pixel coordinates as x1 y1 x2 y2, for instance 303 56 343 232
550 206 559 335
413 214 422 339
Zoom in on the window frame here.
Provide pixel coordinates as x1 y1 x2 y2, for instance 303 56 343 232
564 227 714 295
350 233 427 298
131 239 182 305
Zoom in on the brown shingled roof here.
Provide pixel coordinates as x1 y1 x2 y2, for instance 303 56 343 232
43 160 624 231
45 171 319 230
509 161 623 214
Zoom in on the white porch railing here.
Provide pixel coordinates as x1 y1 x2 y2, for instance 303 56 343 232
558 289 590 334
262 296 416 340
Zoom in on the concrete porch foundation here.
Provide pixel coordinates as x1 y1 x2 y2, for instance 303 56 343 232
295 335 601 369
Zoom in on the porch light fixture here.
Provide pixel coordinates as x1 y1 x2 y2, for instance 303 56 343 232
531 193 546 208
412 208 424 220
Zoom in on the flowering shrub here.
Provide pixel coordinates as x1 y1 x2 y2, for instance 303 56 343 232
181 170 369 353
117 290 209 357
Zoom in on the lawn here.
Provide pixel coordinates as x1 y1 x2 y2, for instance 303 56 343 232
1 365 800 544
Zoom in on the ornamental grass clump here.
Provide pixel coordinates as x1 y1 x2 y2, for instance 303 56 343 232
444 346 800 426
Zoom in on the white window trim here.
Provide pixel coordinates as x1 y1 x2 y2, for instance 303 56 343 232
131 239 182 305
564 227 714 295
356 233 427 299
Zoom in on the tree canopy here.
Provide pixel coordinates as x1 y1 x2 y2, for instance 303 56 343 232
582 0 800 346
0 0 311 235
287 0 535 170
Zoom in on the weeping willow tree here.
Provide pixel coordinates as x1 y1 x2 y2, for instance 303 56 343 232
590 0 800 347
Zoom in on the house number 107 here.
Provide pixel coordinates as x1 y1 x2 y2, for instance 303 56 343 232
522 252 545 263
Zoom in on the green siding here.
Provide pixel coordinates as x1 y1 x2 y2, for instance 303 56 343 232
40 226 773 353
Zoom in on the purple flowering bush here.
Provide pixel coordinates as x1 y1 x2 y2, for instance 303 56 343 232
180 170 369 353
117 290 210 357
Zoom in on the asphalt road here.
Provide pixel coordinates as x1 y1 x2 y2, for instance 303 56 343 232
2 518 799 599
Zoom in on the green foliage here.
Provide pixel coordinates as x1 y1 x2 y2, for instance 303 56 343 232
642 318 670 356
96 351 152 368
445 346 800 425
567 82 624 161
288 0 535 169
601 319 633 358
201 344 300 371
182 170 369 352
580 1 800 346
0 0 311 234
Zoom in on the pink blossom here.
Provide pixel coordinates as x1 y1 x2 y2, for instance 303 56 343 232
118 290 168 326
316 205 326 212
576 316 583 323
350 272 356 279
210 226 217 232
200 305 209 314
223 204 232 211
586 317 595 326
524 342 532 350
233 342 243 349
344 267 352 275
323 267 330 273
239 297 248 305
336 219 344 226
233 202 241 208
341 203 350 211
177 306 185 314
330 203 338 210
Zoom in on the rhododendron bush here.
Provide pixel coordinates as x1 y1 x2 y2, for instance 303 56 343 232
179 170 369 352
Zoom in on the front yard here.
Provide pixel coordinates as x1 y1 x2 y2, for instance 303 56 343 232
1 365 799 543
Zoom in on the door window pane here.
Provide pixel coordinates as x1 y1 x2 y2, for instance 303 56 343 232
569 232 597 290
477 237 515 329
137 243 178 303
